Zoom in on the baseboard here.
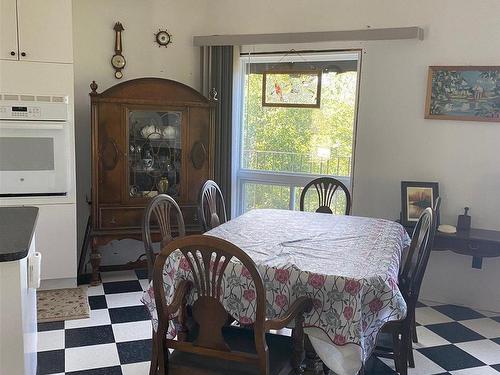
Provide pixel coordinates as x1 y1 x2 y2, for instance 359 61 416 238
40 277 77 290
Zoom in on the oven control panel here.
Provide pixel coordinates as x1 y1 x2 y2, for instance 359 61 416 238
0 106 42 119
0 95 68 122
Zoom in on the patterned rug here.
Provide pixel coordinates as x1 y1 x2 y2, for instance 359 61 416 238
37 287 90 323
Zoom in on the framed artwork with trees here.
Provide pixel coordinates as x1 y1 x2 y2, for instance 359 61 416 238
425 66 500 122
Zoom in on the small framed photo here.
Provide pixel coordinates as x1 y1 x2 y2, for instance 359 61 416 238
401 181 439 227
262 70 322 108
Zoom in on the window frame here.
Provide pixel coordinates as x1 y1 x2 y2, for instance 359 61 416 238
232 49 362 216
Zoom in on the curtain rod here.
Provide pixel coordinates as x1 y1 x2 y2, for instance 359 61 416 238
193 27 424 47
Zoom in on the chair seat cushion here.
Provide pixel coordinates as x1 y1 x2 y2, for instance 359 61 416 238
168 326 294 375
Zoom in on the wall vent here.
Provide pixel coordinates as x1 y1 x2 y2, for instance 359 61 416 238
0 94 68 103
3 94 19 101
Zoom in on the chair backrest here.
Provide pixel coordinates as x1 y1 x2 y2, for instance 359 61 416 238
142 194 186 280
433 196 441 212
199 180 228 232
433 196 441 224
399 207 437 312
299 177 352 215
153 235 269 373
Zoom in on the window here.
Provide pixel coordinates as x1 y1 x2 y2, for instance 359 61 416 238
233 51 360 215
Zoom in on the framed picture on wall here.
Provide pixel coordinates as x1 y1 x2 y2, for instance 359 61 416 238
401 181 439 227
425 66 500 122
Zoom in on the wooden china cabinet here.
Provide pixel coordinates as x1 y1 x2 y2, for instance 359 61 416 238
88 78 214 285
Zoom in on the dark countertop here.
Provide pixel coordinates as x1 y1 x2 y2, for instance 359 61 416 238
0 206 39 262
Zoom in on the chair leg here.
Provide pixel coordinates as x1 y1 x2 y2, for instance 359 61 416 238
258 353 270 375
408 341 415 368
163 338 169 372
392 332 401 374
149 329 158 375
399 333 409 375
157 331 168 375
303 336 322 374
412 315 418 344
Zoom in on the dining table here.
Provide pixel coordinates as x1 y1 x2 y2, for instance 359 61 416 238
142 208 411 375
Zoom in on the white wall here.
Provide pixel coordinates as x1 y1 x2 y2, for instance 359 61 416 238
73 0 500 311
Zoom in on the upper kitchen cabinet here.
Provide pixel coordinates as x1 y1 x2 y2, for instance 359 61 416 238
0 0 18 60
0 0 73 63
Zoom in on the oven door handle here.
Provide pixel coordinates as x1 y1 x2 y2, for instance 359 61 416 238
0 121 64 130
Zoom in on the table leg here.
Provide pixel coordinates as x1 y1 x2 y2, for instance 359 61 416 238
303 336 322 375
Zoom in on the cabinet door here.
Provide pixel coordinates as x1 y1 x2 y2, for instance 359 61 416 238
0 0 19 60
95 103 125 206
126 107 186 203
17 0 73 63
37 204 77 281
186 106 213 202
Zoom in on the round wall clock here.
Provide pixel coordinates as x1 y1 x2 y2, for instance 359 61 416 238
111 54 126 70
154 29 173 47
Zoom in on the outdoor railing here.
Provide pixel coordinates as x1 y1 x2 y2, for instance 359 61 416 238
242 149 352 176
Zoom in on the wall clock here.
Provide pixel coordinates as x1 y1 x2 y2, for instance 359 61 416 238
111 22 126 79
154 29 173 47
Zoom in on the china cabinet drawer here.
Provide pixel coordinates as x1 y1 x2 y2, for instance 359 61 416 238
99 207 143 229
98 205 200 230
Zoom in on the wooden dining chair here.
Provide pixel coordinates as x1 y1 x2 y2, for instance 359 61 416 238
411 195 441 344
198 180 228 232
299 177 352 215
433 196 441 212
142 194 186 281
151 235 313 375
374 207 437 375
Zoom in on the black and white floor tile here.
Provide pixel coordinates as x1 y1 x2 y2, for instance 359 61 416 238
37 270 500 374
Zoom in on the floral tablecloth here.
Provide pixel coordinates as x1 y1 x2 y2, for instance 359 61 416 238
142 209 410 374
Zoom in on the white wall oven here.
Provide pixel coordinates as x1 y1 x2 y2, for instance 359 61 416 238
0 94 70 196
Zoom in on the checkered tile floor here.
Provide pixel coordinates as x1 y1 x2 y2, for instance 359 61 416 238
37 270 500 374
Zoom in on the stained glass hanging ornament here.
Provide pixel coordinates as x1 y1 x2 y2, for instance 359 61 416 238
262 49 322 108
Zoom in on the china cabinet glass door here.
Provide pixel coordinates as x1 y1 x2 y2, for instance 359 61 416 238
127 109 182 199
